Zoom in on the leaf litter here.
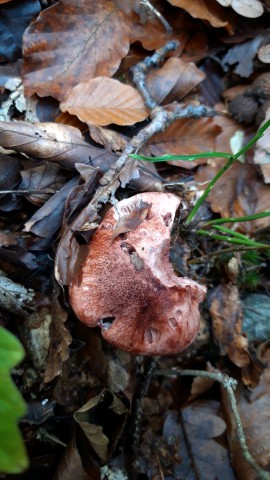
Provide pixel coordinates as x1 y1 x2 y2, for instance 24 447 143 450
0 1 270 479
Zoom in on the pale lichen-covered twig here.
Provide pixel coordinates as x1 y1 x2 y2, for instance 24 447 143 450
154 369 270 480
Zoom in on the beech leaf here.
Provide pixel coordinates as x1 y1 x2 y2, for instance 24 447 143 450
22 0 130 101
166 0 229 29
60 77 149 127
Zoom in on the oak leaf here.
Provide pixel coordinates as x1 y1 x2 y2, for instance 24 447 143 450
22 0 130 101
60 77 149 127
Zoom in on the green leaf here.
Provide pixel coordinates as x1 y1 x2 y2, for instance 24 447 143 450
0 326 28 473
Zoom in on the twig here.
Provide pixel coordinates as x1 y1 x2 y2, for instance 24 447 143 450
154 369 270 480
95 41 215 196
140 0 173 35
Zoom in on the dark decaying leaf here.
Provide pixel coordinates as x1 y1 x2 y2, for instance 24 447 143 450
221 34 267 77
24 176 81 238
20 162 67 206
0 0 40 62
111 198 151 242
0 153 22 211
44 293 72 383
23 0 130 101
74 390 128 464
53 434 98 480
222 343 270 479
209 282 264 387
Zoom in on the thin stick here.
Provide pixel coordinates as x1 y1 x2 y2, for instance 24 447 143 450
140 0 173 34
154 369 270 480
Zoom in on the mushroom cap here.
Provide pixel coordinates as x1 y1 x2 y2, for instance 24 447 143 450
69 192 206 355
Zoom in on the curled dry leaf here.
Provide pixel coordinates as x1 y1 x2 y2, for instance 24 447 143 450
60 77 149 127
22 0 130 101
74 390 128 464
69 192 206 355
166 0 229 29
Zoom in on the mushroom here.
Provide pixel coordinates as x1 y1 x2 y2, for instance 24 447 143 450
69 192 206 355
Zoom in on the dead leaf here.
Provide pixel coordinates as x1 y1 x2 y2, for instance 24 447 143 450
111 198 151 242
209 283 263 387
24 176 81 238
166 0 229 29
145 57 205 105
44 294 72 383
162 401 236 480
223 343 270 479
20 162 66 206
22 1 130 101
74 390 128 464
89 126 127 153
195 160 270 233
60 78 149 127
143 116 221 167
0 121 107 169
53 434 98 480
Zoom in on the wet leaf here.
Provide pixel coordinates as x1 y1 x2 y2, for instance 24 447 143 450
20 162 67 206
22 1 130 101
61 78 149 127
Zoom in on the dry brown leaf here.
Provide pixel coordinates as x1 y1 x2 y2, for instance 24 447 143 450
111 199 151 242
0 0 15 3
231 0 264 17
145 57 205 105
20 162 66 206
143 116 221 168
22 1 130 101
195 160 270 233
60 78 149 127
89 125 127 153
209 283 263 387
166 0 229 28
0 121 115 170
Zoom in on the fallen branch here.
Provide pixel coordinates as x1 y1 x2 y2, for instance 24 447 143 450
154 368 270 480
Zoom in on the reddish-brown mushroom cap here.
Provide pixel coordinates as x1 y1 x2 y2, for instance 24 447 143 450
69 192 206 355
